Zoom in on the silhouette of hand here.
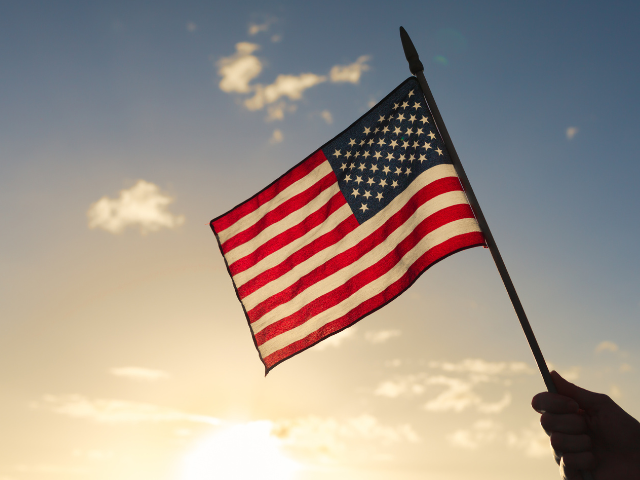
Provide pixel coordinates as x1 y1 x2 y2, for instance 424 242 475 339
531 371 640 480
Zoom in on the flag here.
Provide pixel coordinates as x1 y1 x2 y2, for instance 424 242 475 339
211 77 485 373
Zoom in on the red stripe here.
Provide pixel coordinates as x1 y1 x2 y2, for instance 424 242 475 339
247 177 464 323
254 204 477 345
262 231 485 370
212 150 327 234
221 172 336 254
236 215 360 299
229 192 347 276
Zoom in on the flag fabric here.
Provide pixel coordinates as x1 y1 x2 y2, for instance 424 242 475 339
211 77 485 373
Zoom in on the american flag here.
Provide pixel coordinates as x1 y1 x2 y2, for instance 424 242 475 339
211 77 485 373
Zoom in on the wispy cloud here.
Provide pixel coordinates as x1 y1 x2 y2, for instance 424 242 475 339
217 42 263 94
329 56 371 84
596 340 619 353
269 129 284 144
266 101 297 121
244 73 327 111
87 180 184 234
32 395 220 425
365 329 401 345
312 327 357 351
109 367 170 381
186 22 197 32
248 18 276 36
566 126 579 140
320 110 333 124
428 359 535 375
447 419 502 449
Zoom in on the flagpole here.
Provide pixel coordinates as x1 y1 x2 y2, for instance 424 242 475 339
399 26 594 480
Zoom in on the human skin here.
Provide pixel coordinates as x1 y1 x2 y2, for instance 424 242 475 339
531 371 640 480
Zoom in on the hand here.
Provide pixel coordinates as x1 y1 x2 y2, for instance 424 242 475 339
531 371 640 480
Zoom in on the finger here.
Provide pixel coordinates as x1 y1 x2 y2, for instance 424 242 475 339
551 371 609 411
550 432 591 453
559 463 585 480
541 412 587 434
561 451 596 471
532 392 579 414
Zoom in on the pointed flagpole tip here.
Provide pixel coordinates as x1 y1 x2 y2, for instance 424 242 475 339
399 26 424 75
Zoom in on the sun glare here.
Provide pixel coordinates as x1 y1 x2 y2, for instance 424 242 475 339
181 421 300 480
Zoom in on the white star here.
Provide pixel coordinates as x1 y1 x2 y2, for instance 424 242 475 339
377 138 386 147
405 127 414 136
373 151 382 160
345 151 352 159
416 127 424 135
428 131 436 140
348 138 356 147
359 139 366 146
364 126 371 135
436 148 443 156
382 165 391 174
359 203 368 212
333 149 341 157
378 115 386 123
363 151 371 159
363 190 372 199
419 154 426 163
393 102 400 110
382 125 390 134
407 90 415 98
376 192 384 201
340 163 348 170
389 139 398 148
397 113 406 122
358 163 366 171
370 164 379 173
355 150 361 157
351 188 360 197
379 178 388 187
394 166 402 175
391 180 399 188
398 154 406 162
409 154 415 162
424 142 432 150
368 138 375 146
412 141 420 148
402 141 410 149
344 174 352 182
374 127 379 134
355 175 363 184
404 168 412 175
349 163 355 170
366 177 375 186
420 116 429 124
401 101 409 109
412 102 421 110
386 152 395 161
408 115 416 123
393 126 402 135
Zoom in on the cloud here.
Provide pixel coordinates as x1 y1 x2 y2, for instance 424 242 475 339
320 110 333 125
312 327 357 351
329 56 371 84
217 42 263 94
447 419 502 449
506 420 551 458
13 465 88 474
244 73 327 111
32 395 220 425
365 329 401 344
620 363 633 372
610 384 622 399
566 126 579 140
423 376 484 412
428 359 535 375
87 180 184 234
109 367 170 381
271 34 282 43
266 101 297 122
186 22 197 32
248 19 275 36
269 129 284 144
596 340 619 353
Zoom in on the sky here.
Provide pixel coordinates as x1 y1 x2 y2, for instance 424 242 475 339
1 0 640 479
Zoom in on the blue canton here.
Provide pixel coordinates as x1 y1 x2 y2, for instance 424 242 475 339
322 77 453 224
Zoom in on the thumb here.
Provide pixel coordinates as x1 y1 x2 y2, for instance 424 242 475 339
551 370 605 410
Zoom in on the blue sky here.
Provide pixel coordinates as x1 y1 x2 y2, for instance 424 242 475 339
1 1 639 479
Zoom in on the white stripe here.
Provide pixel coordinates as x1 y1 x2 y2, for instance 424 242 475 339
233 203 353 289
241 163 465 311
217 161 334 244
258 218 481 357
224 182 341 265
249 189 472 333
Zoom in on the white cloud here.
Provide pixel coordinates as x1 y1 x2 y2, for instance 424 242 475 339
245 73 327 111
109 367 170 381
32 395 220 425
365 329 401 344
506 420 551 458
217 42 263 94
87 180 184 234
447 419 502 449
423 376 483 412
266 101 297 122
186 22 197 32
596 340 619 353
428 359 535 375
620 363 633 372
610 384 622 399
312 327 357 351
329 55 371 84
271 34 282 43
320 110 333 124
248 20 274 36
269 129 284 144
566 126 579 140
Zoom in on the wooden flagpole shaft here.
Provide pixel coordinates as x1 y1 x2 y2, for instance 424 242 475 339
399 26 594 480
